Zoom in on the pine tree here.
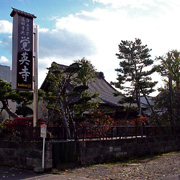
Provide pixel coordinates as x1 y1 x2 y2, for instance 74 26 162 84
111 38 157 118
45 59 99 138
0 78 45 118
155 50 180 124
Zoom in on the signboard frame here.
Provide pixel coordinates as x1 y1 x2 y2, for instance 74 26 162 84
11 8 36 91
40 123 47 169
40 124 47 138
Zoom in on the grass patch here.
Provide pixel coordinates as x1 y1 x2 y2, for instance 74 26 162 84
51 151 180 173
92 151 180 166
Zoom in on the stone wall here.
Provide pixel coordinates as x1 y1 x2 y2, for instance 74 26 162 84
0 141 53 170
0 136 180 170
77 136 180 165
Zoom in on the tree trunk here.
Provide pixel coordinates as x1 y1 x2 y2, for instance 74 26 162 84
59 98 71 139
169 75 174 125
48 96 60 122
67 106 77 139
135 87 140 114
125 89 136 120
2 100 19 118
140 88 161 125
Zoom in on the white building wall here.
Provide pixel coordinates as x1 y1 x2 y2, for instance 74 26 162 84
0 64 48 121
0 65 16 120
0 65 12 82
0 100 16 120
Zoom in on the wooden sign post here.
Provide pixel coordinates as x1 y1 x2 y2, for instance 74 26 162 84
40 124 47 169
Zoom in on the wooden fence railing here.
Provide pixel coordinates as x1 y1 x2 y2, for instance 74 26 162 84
0 125 179 141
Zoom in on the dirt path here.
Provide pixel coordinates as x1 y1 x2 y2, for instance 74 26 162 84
57 151 180 180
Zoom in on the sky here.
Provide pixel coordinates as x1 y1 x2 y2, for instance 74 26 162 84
1 0 180 94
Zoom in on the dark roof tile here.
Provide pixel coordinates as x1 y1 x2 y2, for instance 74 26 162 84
41 62 122 107
10 8 36 18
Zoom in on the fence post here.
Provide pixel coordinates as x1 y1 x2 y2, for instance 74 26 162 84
141 125 143 137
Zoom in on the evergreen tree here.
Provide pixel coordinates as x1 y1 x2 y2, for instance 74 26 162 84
0 78 45 118
45 59 99 138
111 38 157 118
73 58 99 121
0 78 18 118
74 57 96 86
155 50 180 124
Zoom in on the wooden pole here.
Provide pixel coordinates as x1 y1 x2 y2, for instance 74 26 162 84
33 25 39 127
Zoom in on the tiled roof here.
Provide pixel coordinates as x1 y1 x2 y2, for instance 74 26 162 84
10 8 36 18
40 62 122 107
88 75 121 107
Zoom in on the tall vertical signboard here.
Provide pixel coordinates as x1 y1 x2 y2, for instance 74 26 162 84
10 8 36 90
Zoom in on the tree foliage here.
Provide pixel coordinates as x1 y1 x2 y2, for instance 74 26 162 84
154 50 180 124
111 38 157 118
0 78 45 118
0 78 18 118
74 57 96 86
156 50 180 91
45 59 99 137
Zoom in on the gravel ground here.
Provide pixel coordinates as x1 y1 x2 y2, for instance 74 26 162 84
58 151 180 180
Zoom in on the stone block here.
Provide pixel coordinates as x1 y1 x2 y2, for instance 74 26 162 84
77 148 86 156
0 148 6 157
46 142 53 151
115 152 127 158
77 141 86 148
8 156 20 167
78 156 86 165
0 155 5 165
114 147 121 152
109 146 113 153
6 141 19 149
46 150 52 159
85 141 99 148
19 156 27 168
86 147 97 156
164 146 173 152
45 159 53 169
137 138 147 143
5 148 16 156
15 149 23 157
34 166 44 173
26 157 41 169
27 150 42 158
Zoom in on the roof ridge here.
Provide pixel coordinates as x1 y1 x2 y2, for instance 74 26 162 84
10 7 36 18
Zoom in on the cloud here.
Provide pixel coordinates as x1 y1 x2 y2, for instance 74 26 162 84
0 20 12 34
37 9 126 83
49 3 180 91
93 0 158 9
1 1 177 91
84 3 89 7
93 0 177 9
37 2 180 86
0 56 10 66
39 28 49 33
0 36 12 53
92 0 180 18
39 29 97 60
0 56 9 62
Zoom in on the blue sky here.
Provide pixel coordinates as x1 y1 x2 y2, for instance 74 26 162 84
1 0 180 92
